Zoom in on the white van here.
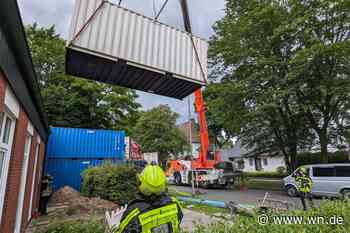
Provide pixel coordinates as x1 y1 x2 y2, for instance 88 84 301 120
283 164 350 199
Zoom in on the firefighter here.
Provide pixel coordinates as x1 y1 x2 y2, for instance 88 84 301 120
105 164 183 233
293 167 314 211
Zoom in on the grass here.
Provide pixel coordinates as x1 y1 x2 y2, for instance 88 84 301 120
191 200 350 233
245 171 287 178
244 179 284 191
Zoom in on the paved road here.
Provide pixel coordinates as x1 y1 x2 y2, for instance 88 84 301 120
171 185 321 210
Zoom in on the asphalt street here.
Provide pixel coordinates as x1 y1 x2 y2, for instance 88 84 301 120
171 185 322 210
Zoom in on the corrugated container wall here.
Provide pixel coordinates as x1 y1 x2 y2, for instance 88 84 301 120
46 158 123 191
47 127 125 159
66 0 208 99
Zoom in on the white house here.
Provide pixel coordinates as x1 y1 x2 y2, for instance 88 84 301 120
221 141 286 172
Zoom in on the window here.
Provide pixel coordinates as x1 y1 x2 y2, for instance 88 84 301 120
255 158 262 171
263 158 268 166
0 150 5 180
214 162 234 172
335 166 350 177
238 160 245 170
313 167 335 177
305 168 310 176
249 158 254 166
0 113 15 221
2 117 12 144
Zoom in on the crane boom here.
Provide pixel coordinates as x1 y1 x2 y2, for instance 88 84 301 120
166 1 226 187
179 0 217 167
194 90 209 165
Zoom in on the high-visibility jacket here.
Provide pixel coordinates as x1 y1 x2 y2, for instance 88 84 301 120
116 194 183 233
295 175 313 193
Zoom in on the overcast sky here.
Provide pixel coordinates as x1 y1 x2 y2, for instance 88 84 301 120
17 0 226 123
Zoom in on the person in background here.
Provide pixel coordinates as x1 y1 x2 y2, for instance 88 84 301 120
106 164 183 233
293 167 314 211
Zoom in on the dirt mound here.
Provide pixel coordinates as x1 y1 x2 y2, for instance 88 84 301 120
50 186 82 204
49 186 118 212
26 186 118 233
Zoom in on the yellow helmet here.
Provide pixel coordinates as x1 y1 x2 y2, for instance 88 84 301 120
299 167 307 173
138 165 167 196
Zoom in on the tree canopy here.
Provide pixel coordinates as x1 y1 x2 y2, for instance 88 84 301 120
132 105 189 162
26 24 140 133
207 0 350 169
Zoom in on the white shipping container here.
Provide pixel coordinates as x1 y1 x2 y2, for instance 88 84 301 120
143 152 159 165
66 0 208 99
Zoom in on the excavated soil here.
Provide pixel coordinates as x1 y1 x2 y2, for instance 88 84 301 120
49 186 118 212
26 186 118 233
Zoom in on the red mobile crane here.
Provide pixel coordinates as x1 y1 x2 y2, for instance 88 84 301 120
180 0 221 169
165 0 236 188
192 90 221 169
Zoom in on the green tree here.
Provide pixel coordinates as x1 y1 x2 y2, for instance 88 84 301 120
133 105 189 163
286 0 350 162
204 80 314 171
26 24 140 132
208 0 349 166
203 82 245 148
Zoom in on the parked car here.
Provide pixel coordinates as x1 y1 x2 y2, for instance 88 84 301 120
283 164 350 199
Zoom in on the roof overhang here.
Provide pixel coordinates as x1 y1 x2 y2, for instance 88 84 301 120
0 0 50 141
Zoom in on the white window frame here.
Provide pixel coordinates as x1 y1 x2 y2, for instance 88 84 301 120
14 132 32 233
28 139 40 220
0 111 16 221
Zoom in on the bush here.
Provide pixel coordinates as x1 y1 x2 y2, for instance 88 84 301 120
81 163 138 205
245 171 286 178
276 166 286 175
297 151 349 167
191 200 350 233
35 219 105 233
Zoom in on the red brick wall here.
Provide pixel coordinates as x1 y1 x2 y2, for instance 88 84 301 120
0 71 7 112
21 131 38 231
0 109 28 233
0 73 47 233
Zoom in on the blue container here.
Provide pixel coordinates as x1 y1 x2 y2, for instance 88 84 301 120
47 127 125 159
46 158 123 191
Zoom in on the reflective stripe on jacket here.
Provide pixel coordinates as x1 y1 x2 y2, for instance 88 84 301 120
295 175 313 193
116 194 183 233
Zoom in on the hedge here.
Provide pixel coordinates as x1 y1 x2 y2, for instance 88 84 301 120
81 163 138 205
245 171 287 178
296 151 349 167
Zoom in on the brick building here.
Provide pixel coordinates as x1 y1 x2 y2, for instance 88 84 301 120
177 119 216 159
0 1 50 233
